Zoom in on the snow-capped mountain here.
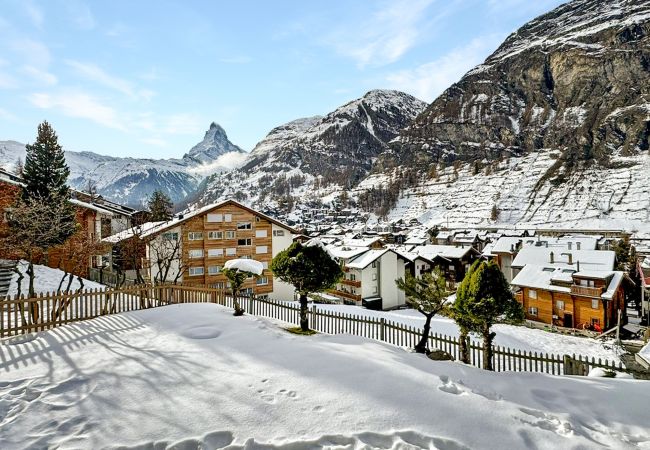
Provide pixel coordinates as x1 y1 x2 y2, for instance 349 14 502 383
0 123 246 207
195 89 427 209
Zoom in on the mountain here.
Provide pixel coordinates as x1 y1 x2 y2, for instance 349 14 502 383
0 123 246 207
389 0 650 169
195 89 427 209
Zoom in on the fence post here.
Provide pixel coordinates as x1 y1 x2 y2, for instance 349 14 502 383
380 318 385 341
312 305 317 330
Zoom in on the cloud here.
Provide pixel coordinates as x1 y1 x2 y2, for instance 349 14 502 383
24 1 44 29
65 60 154 100
163 113 203 135
22 65 58 86
385 34 504 101
9 39 51 67
325 0 436 68
28 90 126 131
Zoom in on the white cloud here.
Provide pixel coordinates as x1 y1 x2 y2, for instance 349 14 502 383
385 34 504 101
24 1 44 29
65 60 154 100
28 90 126 131
22 65 57 86
325 0 436 68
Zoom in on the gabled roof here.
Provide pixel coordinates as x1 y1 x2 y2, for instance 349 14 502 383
512 247 615 271
140 199 298 239
415 245 478 261
346 248 408 270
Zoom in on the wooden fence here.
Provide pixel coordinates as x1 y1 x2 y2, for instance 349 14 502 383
1 284 640 378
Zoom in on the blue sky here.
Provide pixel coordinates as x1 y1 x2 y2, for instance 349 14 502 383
0 0 566 158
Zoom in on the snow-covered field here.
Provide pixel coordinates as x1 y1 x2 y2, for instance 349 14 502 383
0 303 647 449
305 302 624 363
7 262 104 298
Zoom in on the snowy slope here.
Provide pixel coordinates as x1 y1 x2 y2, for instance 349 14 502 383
0 123 245 207
7 262 105 297
0 304 647 449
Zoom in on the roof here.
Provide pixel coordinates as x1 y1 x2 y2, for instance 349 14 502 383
326 245 369 260
415 245 475 261
347 249 389 269
70 198 114 216
140 199 298 239
102 221 166 244
511 247 615 271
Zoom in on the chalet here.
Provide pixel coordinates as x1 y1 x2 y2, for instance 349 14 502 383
139 199 298 300
327 245 407 310
414 244 482 285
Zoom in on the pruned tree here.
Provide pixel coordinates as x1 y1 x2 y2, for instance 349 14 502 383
147 190 174 221
222 259 263 316
396 268 450 353
454 260 524 370
271 241 343 331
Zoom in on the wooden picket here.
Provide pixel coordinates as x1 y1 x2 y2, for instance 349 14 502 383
1 284 642 378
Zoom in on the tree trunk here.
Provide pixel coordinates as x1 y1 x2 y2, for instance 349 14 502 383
27 260 35 298
233 289 244 316
482 325 496 371
299 293 309 331
459 326 470 364
415 313 434 353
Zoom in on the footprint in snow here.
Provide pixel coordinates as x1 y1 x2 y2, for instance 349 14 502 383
437 375 466 396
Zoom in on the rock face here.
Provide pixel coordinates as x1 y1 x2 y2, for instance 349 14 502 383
389 0 650 178
196 90 427 209
0 123 245 207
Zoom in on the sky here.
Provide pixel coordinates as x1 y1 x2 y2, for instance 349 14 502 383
0 0 566 159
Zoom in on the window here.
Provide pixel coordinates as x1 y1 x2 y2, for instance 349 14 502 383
256 245 268 254
372 286 378 294
225 230 236 239
372 273 377 281
238 238 252 246
207 248 223 258
255 229 267 238
256 276 269 285
350 274 356 281
262 261 269 269
556 300 564 311
591 318 600 325
208 231 223 240
528 307 538 316
580 279 595 287
163 232 178 241
371 261 377 268
529 289 537 299
449 264 455 271
237 222 252 230
188 232 203 240
207 213 222 222
591 299 599 309
188 267 204 276
255 217 261 222
224 214 232 222
207 265 221 275
272 229 285 237
240 255 252 259
189 249 204 259
226 248 236 256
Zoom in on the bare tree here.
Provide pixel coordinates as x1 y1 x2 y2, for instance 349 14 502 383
149 233 187 284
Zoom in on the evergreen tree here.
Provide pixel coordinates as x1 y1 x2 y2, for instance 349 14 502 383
396 268 450 353
452 260 479 364
271 242 343 331
18 121 76 252
22 121 70 201
147 190 174 221
456 261 524 370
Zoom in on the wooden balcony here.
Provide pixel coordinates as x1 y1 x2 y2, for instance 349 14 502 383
342 279 361 288
570 285 604 298
328 289 361 302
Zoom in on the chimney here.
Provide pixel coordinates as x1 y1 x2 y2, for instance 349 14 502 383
550 251 554 264
568 242 572 250
577 242 581 250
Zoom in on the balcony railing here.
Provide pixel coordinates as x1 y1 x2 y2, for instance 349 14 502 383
328 289 361 302
342 279 361 288
570 285 604 297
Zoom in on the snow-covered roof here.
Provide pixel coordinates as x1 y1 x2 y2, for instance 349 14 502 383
141 199 297 239
102 221 166 244
415 245 475 261
70 198 115 216
512 247 615 271
326 245 369 260
347 249 389 269
341 237 382 248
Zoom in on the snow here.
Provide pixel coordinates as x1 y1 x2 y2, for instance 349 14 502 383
223 258 264 275
0 303 647 449
346 249 388 269
7 262 105 298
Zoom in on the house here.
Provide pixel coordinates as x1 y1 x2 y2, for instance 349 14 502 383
327 245 407 310
414 245 482 285
511 265 628 330
139 199 298 300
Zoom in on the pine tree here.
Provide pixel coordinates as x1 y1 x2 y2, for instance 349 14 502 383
22 121 70 201
271 242 343 331
147 190 174 221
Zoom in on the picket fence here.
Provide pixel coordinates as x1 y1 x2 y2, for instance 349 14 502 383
0 284 637 378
